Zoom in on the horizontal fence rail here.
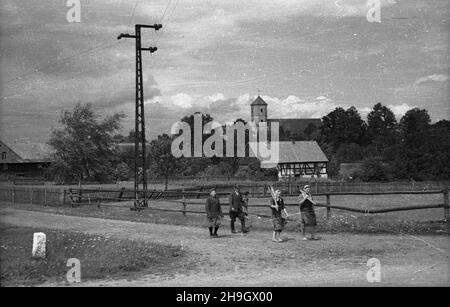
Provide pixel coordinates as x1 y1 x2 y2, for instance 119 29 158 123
0 182 448 221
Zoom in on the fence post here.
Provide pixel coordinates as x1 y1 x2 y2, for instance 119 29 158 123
30 187 33 205
326 194 331 220
444 189 449 222
12 186 15 204
182 190 186 216
44 187 47 206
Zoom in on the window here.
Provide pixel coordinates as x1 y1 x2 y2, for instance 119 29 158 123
1 152 6 160
261 108 264 113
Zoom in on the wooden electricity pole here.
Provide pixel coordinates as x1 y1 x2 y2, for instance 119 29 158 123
118 24 162 210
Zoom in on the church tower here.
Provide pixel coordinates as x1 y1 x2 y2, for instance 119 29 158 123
250 95 268 123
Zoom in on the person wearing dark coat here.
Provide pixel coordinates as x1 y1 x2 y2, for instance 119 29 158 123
205 188 224 237
228 184 248 233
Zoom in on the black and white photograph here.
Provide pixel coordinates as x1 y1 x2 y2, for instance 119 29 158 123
0 0 449 291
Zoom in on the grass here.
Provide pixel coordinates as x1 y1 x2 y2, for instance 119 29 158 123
0 225 193 286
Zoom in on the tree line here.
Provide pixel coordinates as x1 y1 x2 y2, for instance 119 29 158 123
46 102 449 187
317 103 449 181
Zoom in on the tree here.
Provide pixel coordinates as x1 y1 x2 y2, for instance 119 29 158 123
426 120 450 179
399 107 430 138
113 162 132 182
367 103 398 155
147 133 182 190
360 156 392 181
399 108 432 179
319 106 367 151
335 143 364 163
47 103 124 183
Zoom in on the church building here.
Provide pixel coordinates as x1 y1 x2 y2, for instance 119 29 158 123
249 96 328 179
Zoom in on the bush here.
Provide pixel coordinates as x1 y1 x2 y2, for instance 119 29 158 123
113 162 132 181
360 156 393 181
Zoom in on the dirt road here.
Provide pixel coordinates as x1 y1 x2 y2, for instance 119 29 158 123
0 207 448 286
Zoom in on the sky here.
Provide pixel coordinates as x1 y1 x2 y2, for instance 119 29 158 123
1 0 449 144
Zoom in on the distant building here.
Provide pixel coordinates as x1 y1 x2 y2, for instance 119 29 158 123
250 95 322 141
249 96 328 179
259 141 328 179
0 140 52 178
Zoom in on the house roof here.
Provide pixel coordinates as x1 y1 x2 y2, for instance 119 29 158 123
1 141 52 163
253 141 328 168
250 95 267 106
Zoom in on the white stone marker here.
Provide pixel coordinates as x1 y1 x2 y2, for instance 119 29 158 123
32 232 46 258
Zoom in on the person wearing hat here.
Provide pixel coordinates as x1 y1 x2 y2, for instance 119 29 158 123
298 185 318 240
205 188 224 237
228 184 248 233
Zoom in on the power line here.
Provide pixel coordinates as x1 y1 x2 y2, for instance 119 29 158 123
3 2 144 86
3 41 118 86
127 0 140 31
159 0 173 24
155 0 180 46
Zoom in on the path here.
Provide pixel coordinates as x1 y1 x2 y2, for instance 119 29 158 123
0 207 448 286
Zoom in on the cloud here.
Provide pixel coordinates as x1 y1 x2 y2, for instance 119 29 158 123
1 0 449 144
156 93 356 124
414 74 449 85
387 103 416 119
171 93 194 108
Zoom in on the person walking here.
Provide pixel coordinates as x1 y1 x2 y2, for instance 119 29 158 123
205 188 224 237
228 184 248 233
298 185 318 240
270 189 289 242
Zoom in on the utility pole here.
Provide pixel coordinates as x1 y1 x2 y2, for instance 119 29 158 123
118 24 162 210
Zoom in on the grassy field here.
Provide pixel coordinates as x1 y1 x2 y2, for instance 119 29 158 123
1 192 448 235
0 225 194 286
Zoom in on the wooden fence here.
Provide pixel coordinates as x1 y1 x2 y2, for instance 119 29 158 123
41 188 449 222
145 189 450 221
0 183 448 221
0 186 63 206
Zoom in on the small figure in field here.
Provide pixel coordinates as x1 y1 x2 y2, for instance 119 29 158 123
205 188 224 237
298 185 318 240
228 184 248 233
270 190 289 242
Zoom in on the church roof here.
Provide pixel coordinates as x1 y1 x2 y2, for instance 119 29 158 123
250 95 267 106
